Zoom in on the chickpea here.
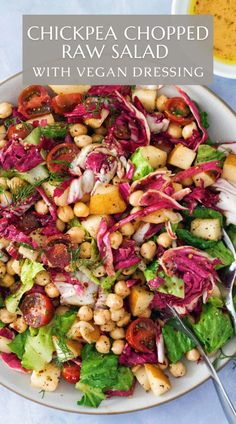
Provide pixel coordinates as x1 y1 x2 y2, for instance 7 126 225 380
45 283 60 298
69 123 87 137
57 205 74 223
111 339 125 355
92 134 103 143
94 126 107 136
7 177 25 192
110 308 126 322
56 218 66 232
10 316 28 333
0 191 12 207
140 241 157 260
79 242 91 259
100 321 116 332
169 362 186 378
120 222 135 236
78 305 93 322
93 265 106 278
0 274 14 287
0 308 17 324
67 227 85 244
56 305 69 316
54 187 69 207
73 202 89 218
167 123 182 139
182 122 197 140
95 335 111 354
122 267 136 276
157 232 172 248
6 259 16 276
110 231 123 250
94 309 110 326
139 308 152 318
0 262 6 277
0 238 10 248
117 312 131 328
11 260 21 275
159 357 169 370
35 270 51 286
106 294 123 310
34 199 49 215
114 280 130 298
110 327 125 340
0 177 8 190
156 95 168 112
0 102 13 119
129 190 144 207
74 135 92 148
185 348 200 362
112 176 121 186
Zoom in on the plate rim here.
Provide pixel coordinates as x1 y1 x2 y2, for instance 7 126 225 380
0 72 235 415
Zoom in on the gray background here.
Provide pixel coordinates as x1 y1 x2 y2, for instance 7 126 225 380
0 1 235 424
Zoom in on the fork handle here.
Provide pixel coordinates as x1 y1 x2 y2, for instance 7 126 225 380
212 378 236 424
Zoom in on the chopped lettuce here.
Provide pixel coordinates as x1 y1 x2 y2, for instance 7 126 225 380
176 229 218 250
158 274 185 299
23 127 41 145
100 270 122 291
21 324 54 371
196 145 225 165
192 304 234 354
130 148 154 181
144 260 158 282
205 241 234 269
5 260 45 313
183 206 224 226
162 319 196 363
76 344 134 408
199 110 209 129
40 123 68 138
9 330 29 360
52 309 77 336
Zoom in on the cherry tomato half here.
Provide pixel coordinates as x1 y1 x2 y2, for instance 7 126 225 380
126 318 156 353
46 143 79 174
7 123 32 140
62 362 81 384
43 234 72 269
164 97 194 125
18 85 51 119
20 293 54 328
52 93 83 115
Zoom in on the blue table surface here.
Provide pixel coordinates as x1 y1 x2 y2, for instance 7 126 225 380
0 1 235 423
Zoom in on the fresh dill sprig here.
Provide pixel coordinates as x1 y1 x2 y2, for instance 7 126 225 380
12 184 35 204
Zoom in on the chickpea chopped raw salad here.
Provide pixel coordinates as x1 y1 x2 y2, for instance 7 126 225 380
0 84 235 408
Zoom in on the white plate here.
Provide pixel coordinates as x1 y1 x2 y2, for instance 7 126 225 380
0 74 235 414
171 0 236 79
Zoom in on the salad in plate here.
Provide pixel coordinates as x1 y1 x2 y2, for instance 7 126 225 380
0 84 235 408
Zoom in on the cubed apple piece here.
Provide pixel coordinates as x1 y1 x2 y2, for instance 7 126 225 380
89 184 126 215
129 285 154 317
132 88 157 112
140 146 167 169
222 154 236 184
84 109 109 128
81 214 109 238
190 218 222 241
144 364 171 396
49 85 90 94
192 171 216 187
142 208 181 224
168 144 196 170
172 183 183 192
132 366 151 391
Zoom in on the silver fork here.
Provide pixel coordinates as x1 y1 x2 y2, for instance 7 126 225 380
167 305 236 424
218 230 236 333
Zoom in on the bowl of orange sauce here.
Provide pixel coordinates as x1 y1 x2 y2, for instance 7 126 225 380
172 0 236 79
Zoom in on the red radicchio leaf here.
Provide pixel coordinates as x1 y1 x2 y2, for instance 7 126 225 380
183 186 220 214
0 328 14 340
0 353 29 373
173 161 222 183
119 343 157 366
0 218 37 248
97 219 114 276
113 239 140 271
138 190 187 210
0 140 43 172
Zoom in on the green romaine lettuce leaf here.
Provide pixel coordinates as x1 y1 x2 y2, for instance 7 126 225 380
130 148 154 181
176 229 218 249
205 241 234 269
111 366 134 391
77 383 105 408
162 319 196 363
158 275 185 299
195 145 225 165
21 324 54 371
5 260 45 313
192 304 234 354
9 330 29 360
144 260 158 282
183 206 224 226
